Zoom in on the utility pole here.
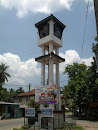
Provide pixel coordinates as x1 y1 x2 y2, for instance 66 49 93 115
28 83 31 107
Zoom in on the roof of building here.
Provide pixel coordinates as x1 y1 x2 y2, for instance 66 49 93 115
19 104 28 108
35 52 65 65
0 101 19 105
35 14 66 29
17 89 35 97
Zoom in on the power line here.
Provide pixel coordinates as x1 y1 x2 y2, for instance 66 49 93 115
81 0 89 58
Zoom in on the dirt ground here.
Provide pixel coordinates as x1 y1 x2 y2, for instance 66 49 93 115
76 120 98 130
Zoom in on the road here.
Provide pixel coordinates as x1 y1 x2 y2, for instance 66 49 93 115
0 118 24 130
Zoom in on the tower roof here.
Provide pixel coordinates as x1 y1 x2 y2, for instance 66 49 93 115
35 14 66 29
35 52 65 65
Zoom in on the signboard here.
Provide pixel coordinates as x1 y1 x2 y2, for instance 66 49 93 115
41 108 53 117
35 84 57 104
25 108 35 117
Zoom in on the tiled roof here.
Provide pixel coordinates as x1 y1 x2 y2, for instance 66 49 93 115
17 89 35 97
35 14 66 29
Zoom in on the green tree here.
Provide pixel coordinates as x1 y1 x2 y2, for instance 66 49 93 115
0 63 11 90
15 87 25 95
63 63 87 117
0 88 9 101
0 63 11 101
63 37 98 120
7 88 16 102
29 98 40 115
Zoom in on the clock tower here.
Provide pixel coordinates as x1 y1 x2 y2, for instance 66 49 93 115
35 14 66 129
35 14 65 111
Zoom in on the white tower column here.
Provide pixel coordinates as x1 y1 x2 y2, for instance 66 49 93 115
41 63 45 86
40 46 45 110
49 43 54 85
56 63 61 111
55 47 61 111
49 43 53 53
41 46 45 85
55 47 59 55
49 43 54 109
49 59 53 85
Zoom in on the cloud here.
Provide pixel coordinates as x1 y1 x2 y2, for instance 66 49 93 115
0 0 76 18
0 53 40 86
59 50 93 72
0 51 93 88
0 0 94 18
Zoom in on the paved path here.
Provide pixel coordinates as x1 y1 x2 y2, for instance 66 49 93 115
0 118 24 130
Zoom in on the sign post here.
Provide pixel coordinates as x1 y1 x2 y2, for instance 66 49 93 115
25 108 35 117
41 108 53 117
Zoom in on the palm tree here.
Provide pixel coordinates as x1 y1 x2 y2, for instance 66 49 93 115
0 63 11 86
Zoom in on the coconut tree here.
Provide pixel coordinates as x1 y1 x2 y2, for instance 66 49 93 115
0 63 11 90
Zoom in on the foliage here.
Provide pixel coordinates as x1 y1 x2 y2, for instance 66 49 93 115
13 125 30 130
92 36 98 53
0 87 25 102
63 61 98 119
72 125 84 130
15 87 25 95
29 98 40 115
63 38 98 120
0 63 25 102
64 63 88 115
0 63 11 90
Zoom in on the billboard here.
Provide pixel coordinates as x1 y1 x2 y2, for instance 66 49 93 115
35 84 57 104
25 108 35 117
41 108 53 117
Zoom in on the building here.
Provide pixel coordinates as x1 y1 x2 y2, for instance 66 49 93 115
14 89 35 106
0 101 19 119
14 89 35 117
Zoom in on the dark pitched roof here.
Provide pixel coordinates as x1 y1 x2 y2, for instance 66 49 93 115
17 89 35 97
35 52 65 65
35 14 66 29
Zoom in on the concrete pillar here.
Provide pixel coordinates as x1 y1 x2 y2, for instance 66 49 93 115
49 58 54 110
17 105 20 118
41 46 45 56
49 43 53 53
47 63 49 85
41 62 45 86
55 47 61 110
40 46 45 110
56 63 61 111
55 47 59 55
41 46 45 86
5 105 8 119
49 20 54 36
49 59 53 85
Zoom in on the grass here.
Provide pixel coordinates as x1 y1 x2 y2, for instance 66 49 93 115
72 125 84 130
62 125 84 130
13 125 30 130
13 128 24 130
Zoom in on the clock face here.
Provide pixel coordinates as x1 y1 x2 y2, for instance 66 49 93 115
39 23 49 38
54 24 62 39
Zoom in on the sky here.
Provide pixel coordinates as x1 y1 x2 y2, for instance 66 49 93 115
0 0 97 91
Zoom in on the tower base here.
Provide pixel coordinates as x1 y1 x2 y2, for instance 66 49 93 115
35 111 65 130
